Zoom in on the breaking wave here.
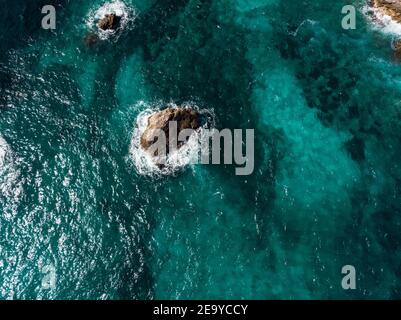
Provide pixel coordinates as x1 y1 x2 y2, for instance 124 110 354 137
0 136 7 170
0 135 22 220
362 3 401 36
86 0 137 40
0 136 8 172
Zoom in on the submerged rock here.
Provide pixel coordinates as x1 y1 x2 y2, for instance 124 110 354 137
345 135 365 162
392 38 401 60
140 108 201 156
84 32 99 47
373 0 401 23
98 13 121 30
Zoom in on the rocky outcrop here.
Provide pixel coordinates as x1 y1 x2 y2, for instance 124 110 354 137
140 108 201 156
98 13 121 30
373 0 401 23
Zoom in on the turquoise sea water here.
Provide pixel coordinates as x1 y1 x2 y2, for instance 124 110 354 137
1 0 401 299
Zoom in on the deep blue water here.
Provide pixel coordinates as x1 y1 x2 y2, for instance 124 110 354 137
1 0 401 299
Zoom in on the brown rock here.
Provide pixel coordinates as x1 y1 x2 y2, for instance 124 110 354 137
373 0 401 23
98 13 121 30
371 1 401 60
393 38 401 60
140 108 201 156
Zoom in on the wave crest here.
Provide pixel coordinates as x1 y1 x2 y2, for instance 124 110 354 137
0 136 23 220
0 136 7 170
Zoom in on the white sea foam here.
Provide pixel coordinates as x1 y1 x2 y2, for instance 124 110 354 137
362 4 401 36
289 19 318 37
0 136 7 169
86 0 137 40
129 102 214 177
0 135 22 219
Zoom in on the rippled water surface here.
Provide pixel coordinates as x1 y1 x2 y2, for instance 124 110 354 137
1 0 401 299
